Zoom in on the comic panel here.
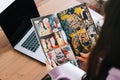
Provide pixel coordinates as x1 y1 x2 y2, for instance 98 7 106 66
57 6 85 36
33 16 53 37
86 24 97 45
46 50 57 64
60 44 75 60
53 46 75 64
32 14 63 37
54 30 68 47
50 13 63 32
77 28 92 53
69 32 81 56
77 3 94 27
46 45 76 65
54 48 66 64
40 33 59 53
67 28 92 55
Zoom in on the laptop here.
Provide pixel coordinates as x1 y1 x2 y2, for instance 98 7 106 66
0 0 47 64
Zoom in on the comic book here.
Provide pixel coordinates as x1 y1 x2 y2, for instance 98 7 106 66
31 3 98 68
31 3 99 79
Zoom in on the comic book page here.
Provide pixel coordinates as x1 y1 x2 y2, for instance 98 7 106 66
31 14 75 65
31 3 100 79
57 3 97 55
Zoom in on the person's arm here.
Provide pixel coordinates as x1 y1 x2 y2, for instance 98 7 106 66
76 52 90 62
48 66 70 80
106 67 120 80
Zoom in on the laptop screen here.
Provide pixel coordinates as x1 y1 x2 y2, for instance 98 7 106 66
0 0 40 47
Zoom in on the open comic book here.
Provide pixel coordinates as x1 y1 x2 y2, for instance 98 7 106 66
31 3 98 67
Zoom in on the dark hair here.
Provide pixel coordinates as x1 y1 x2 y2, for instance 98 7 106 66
86 0 120 80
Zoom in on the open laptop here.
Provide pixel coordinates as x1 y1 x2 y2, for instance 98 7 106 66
0 0 46 64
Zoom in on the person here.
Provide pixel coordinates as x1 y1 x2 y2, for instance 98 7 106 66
47 0 120 80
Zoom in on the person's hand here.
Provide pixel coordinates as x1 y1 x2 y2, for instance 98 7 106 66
46 60 57 72
51 60 57 68
76 52 90 63
46 60 53 72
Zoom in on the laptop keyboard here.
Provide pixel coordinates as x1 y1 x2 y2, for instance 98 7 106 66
21 31 40 52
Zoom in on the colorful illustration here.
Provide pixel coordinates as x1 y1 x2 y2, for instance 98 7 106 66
77 29 92 53
57 3 94 32
69 32 81 55
40 33 58 52
61 45 75 60
57 7 84 37
86 24 97 45
31 3 97 65
31 14 75 65
79 4 94 26
57 3 96 55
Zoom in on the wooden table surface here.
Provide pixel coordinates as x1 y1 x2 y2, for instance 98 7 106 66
0 29 48 80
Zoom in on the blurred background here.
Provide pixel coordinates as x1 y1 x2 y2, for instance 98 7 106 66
77 0 108 15
34 0 107 15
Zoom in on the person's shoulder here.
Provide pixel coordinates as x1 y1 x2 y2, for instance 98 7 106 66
106 67 120 80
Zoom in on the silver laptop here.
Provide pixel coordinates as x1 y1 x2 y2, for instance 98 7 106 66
0 0 46 64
